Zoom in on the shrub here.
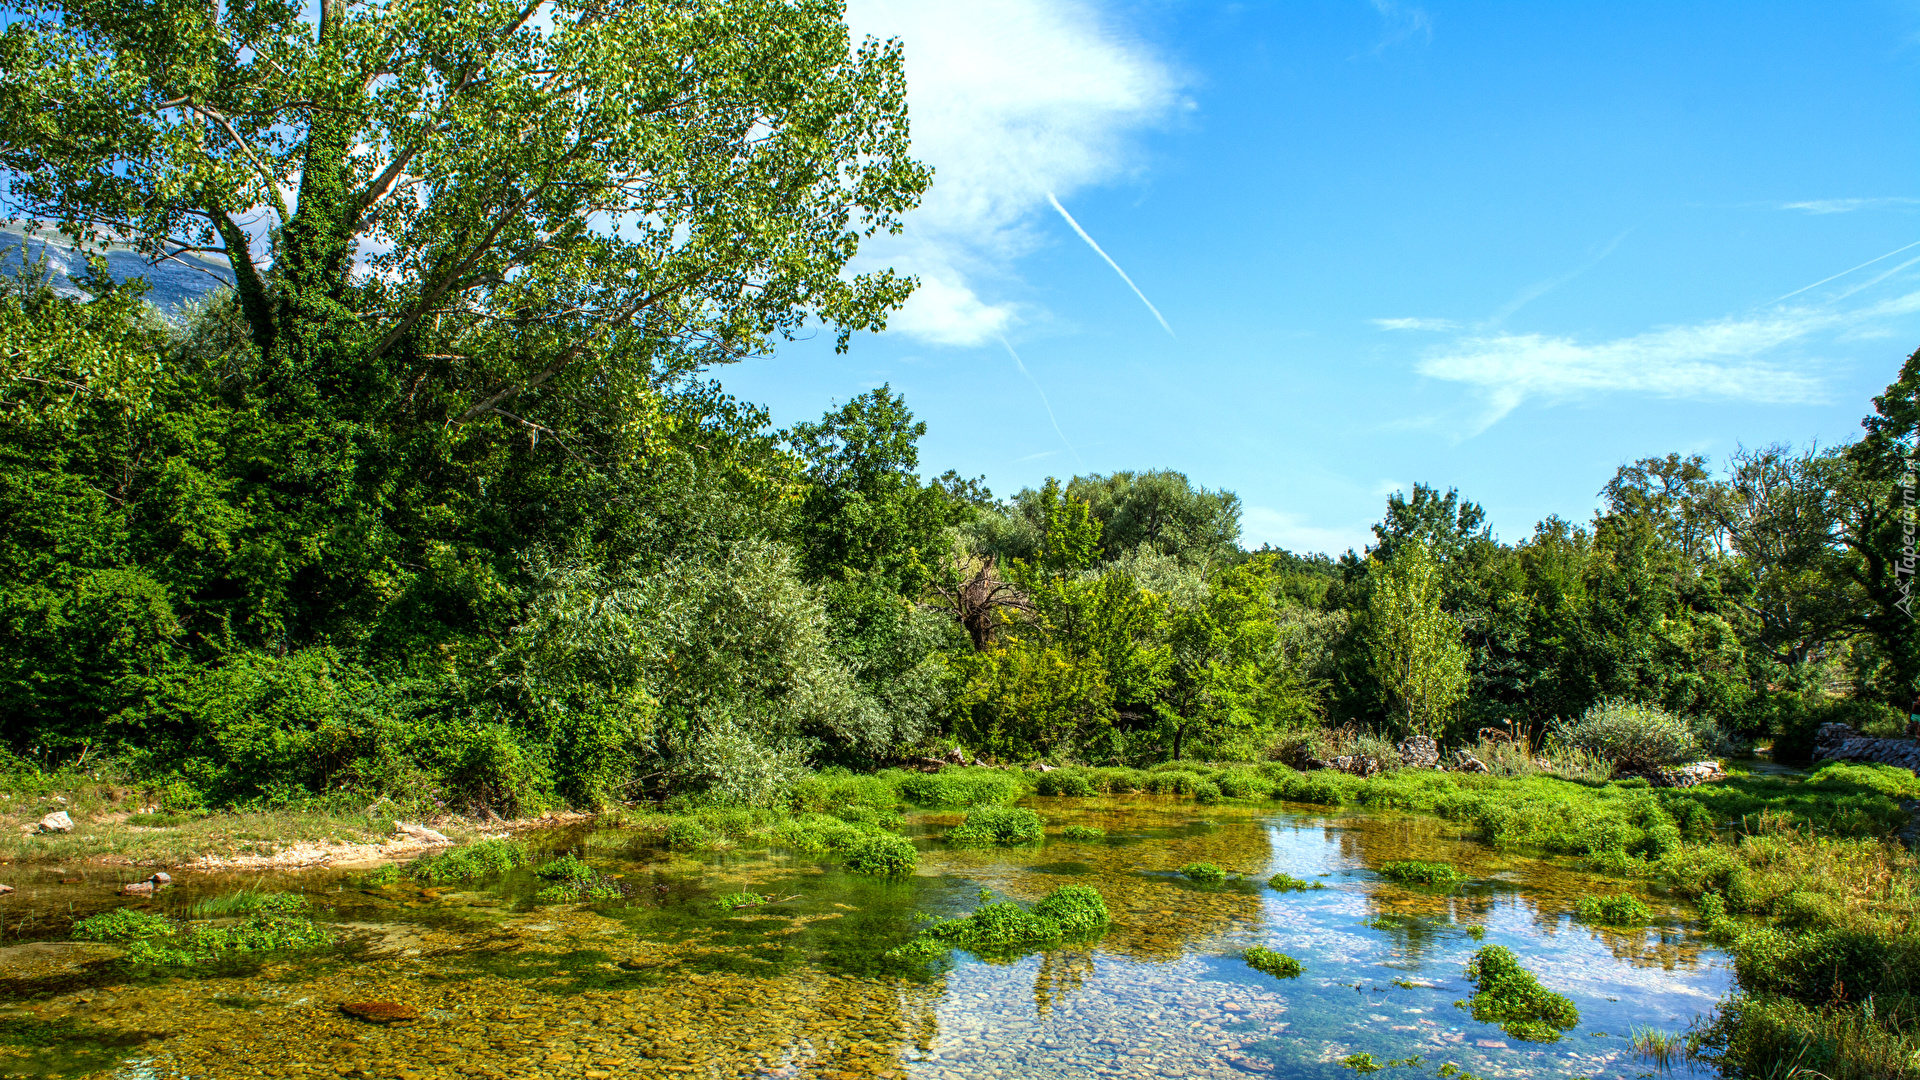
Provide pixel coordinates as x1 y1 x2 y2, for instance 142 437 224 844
72 909 177 942
947 806 1044 845
1461 945 1579 1042
1245 946 1302 979
1575 893 1652 927
1142 770 1203 795
1550 699 1703 770
1180 862 1228 885
1380 860 1463 888
843 833 917 876
1034 770 1095 797
1268 873 1326 892
897 769 1023 807
1214 768 1270 798
1060 824 1105 841
404 838 529 883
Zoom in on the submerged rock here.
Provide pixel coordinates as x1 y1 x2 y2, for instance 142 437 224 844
37 811 74 834
121 872 173 896
341 1001 420 1023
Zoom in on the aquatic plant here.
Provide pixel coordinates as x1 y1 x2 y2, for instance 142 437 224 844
1459 945 1579 1042
1340 1054 1382 1073
1180 862 1228 885
842 833 917 876
118 913 337 967
891 885 1109 960
1629 1025 1685 1067
713 892 768 910
1245 946 1302 979
1575 893 1653 926
189 890 308 918
535 853 596 883
830 803 903 828
946 806 1044 845
897 769 1023 808
1060 824 1105 841
404 838 530 883
1034 771 1095 797
71 908 177 942
1267 872 1326 892
1380 860 1463 888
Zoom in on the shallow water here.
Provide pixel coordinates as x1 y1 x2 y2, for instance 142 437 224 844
0 798 1728 1079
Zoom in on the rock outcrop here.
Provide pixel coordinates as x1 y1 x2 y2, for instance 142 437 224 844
1812 723 1920 772
1396 737 1440 769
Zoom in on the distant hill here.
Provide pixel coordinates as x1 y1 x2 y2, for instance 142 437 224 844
1 226 234 312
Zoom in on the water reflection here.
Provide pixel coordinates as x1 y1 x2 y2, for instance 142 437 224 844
0 798 1728 1080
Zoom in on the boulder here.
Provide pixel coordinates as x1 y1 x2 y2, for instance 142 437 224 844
121 871 173 896
1452 752 1490 774
1396 737 1440 769
0 883 13 896
36 811 73 834
393 823 451 846
1649 761 1727 788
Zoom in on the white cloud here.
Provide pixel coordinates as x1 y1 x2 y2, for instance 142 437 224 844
1241 506 1369 556
1781 197 1920 215
1415 305 1889 432
1373 317 1459 331
848 0 1179 346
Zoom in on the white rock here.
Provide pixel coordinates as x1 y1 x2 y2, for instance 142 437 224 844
394 822 451 845
36 811 74 834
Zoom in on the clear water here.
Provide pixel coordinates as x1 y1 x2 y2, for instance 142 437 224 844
0 797 1728 1079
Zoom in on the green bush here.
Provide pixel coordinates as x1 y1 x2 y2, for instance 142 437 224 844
790 768 901 814
1180 862 1227 885
1575 893 1652 927
771 812 875 853
1461 945 1579 1042
947 806 1044 845
1550 698 1704 770
1267 873 1326 892
1060 824 1105 841
1245 946 1302 979
1034 770 1095 797
1214 768 1270 798
843 833 918 876
404 838 529 883
1380 860 1463 888
72 909 177 942
897 768 1023 808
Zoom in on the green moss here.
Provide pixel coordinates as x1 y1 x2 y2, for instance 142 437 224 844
1180 862 1228 885
843 833 917 876
1380 860 1464 888
947 806 1044 846
1267 872 1326 892
1245 946 1302 979
1460 945 1579 1043
404 838 529 883
71 909 177 942
1575 893 1652 926
1060 824 1105 841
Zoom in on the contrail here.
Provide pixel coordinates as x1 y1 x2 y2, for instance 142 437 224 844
1047 192 1174 337
999 336 1086 471
1771 239 1920 304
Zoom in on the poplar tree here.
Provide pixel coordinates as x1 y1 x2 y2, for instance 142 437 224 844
1366 538 1469 737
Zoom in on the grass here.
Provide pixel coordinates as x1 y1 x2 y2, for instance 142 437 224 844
377 838 530 884
187 889 308 918
1245 946 1302 979
1460 945 1580 1043
1629 1026 1686 1069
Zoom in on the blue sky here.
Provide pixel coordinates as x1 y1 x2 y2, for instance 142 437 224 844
719 1 1920 555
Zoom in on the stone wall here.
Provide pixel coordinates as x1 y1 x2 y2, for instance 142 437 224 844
1812 722 1920 773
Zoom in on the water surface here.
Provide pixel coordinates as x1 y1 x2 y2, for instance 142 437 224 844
0 797 1728 1079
